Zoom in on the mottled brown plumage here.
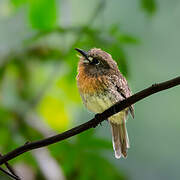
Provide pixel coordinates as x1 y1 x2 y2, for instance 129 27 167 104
76 48 134 159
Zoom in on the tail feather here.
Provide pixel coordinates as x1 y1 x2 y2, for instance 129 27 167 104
110 120 129 159
111 123 121 159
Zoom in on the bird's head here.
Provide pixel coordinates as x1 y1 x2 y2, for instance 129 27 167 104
75 48 118 77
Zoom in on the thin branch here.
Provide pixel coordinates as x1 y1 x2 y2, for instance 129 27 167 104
0 76 179 165
0 153 20 179
0 167 20 180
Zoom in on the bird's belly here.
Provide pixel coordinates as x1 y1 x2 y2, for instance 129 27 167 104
81 92 127 124
82 92 115 113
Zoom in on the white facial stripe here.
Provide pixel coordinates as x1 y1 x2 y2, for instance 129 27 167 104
83 59 89 63
88 56 93 62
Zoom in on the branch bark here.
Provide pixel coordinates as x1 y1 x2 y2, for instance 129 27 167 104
0 76 179 165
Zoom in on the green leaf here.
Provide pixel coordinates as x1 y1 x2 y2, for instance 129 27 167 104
117 34 139 44
109 24 119 35
28 0 57 30
109 24 139 44
11 0 27 8
141 0 156 14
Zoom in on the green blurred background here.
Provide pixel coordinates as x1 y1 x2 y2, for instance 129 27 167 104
0 0 179 179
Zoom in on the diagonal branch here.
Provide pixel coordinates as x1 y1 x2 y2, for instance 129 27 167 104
0 76 179 165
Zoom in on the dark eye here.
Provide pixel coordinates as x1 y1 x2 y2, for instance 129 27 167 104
91 58 100 65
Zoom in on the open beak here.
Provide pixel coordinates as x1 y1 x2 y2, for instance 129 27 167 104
75 48 89 62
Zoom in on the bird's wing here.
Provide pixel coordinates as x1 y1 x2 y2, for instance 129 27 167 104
112 74 135 118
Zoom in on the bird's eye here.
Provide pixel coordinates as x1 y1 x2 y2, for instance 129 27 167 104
91 58 100 65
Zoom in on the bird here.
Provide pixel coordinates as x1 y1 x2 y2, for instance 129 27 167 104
75 48 134 159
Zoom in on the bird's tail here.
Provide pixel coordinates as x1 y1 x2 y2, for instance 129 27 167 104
110 119 129 159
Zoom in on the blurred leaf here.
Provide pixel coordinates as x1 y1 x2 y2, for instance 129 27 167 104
38 95 70 131
141 0 156 14
11 0 27 8
28 0 57 30
56 77 81 103
117 34 139 44
0 109 12 148
109 24 119 35
109 24 139 44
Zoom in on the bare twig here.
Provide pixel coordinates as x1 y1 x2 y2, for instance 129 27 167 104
0 76 179 165
0 166 20 180
0 153 20 180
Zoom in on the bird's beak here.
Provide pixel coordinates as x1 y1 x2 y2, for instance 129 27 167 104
75 48 90 62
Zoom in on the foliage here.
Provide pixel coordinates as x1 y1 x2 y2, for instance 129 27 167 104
49 129 126 180
141 0 157 15
29 0 57 30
